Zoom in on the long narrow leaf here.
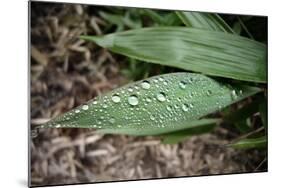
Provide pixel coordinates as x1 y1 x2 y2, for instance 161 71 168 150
176 11 235 33
99 118 219 136
39 73 261 136
161 119 217 144
228 136 267 149
80 27 266 83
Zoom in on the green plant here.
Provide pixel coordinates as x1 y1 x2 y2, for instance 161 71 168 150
36 10 267 149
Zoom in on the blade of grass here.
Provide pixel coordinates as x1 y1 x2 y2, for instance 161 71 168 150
233 22 242 35
80 27 267 83
99 118 219 136
237 16 254 40
39 72 261 136
161 120 217 144
176 11 235 33
224 100 259 123
234 120 252 133
259 98 267 130
228 136 267 149
99 11 142 30
140 10 181 26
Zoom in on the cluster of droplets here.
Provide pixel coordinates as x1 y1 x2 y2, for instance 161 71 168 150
74 75 196 129
38 73 248 131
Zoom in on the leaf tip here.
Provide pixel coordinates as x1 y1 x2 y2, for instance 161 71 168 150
79 35 114 48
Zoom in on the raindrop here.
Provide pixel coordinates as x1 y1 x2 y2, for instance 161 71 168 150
141 81 151 89
75 109 80 113
146 97 152 103
182 104 189 112
112 94 121 103
128 95 139 106
179 81 187 89
82 105 89 110
158 77 164 82
92 101 98 105
55 124 61 128
102 104 108 109
150 115 156 120
231 90 238 99
128 88 134 92
239 90 243 95
167 105 172 111
109 118 116 124
207 90 212 96
156 92 166 102
125 116 130 120
189 92 194 98
163 81 168 85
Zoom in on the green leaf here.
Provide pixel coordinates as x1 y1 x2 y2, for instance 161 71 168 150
140 9 164 25
39 73 261 136
140 10 181 26
259 98 267 128
228 136 267 149
99 118 219 136
237 16 254 40
80 27 267 83
99 11 142 31
233 22 242 35
234 119 252 133
161 119 217 144
176 11 235 33
224 101 259 123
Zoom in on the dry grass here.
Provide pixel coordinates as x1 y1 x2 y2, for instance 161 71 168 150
30 2 266 186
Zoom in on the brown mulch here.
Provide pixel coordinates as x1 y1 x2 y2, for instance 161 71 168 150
30 2 267 187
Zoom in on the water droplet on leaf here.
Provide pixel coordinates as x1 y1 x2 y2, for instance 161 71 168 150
167 105 172 111
128 95 139 106
112 94 121 103
156 92 166 102
109 118 115 124
55 124 61 128
150 115 156 120
231 90 238 99
141 81 151 89
179 81 187 89
182 104 189 112
82 105 89 110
